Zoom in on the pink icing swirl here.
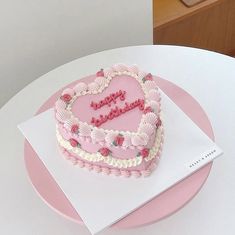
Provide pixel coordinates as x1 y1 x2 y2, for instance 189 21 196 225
138 70 147 80
128 65 139 74
62 88 74 97
56 110 71 122
139 133 149 145
88 82 99 93
105 132 117 144
64 117 78 130
95 76 106 86
131 135 143 146
112 63 128 72
148 100 160 113
147 89 160 101
104 68 113 77
91 129 105 142
74 82 87 94
122 134 132 148
140 123 154 135
143 112 158 125
55 99 67 110
79 123 91 136
143 80 157 92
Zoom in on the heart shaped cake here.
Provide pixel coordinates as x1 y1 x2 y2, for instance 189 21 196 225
54 64 164 177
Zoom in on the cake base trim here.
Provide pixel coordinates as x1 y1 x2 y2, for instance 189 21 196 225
59 145 163 178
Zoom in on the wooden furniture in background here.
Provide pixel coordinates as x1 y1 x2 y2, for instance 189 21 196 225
181 0 207 7
153 0 235 56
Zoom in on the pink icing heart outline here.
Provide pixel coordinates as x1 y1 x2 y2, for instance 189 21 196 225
55 64 162 149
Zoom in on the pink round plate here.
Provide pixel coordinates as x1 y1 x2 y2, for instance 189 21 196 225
24 76 214 228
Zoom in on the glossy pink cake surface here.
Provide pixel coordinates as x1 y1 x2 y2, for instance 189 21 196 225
54 64 164 177
72 75 144 131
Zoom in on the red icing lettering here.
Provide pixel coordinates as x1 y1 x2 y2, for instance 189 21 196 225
99 115 105 124
91 117 103 127
90 101 98 110
90 97 146 127
124 102 130 111
108 111 115 120
112 107 119 117
130 102 135 108
139 99 145 110
90 90 126 110
105 96 112 106
99 100 105 106
120 91 126 101
134 100 139 106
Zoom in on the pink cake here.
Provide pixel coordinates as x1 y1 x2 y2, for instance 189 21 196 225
54 64 164 177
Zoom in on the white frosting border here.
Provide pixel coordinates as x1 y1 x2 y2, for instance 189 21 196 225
56 125 163 169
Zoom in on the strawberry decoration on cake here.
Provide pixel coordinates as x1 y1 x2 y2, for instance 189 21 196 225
99 147 111 157
113 134 124 146
55 64 164 178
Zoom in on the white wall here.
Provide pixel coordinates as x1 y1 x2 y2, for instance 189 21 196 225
0 0 152 107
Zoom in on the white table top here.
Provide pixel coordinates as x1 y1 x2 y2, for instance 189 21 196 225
1 45 235 235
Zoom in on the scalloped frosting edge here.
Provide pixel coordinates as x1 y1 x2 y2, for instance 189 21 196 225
56 125 164 169
58 143 163 178
55 64 162 149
